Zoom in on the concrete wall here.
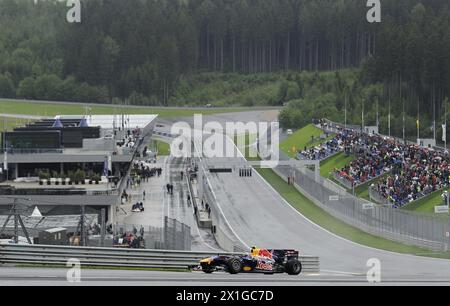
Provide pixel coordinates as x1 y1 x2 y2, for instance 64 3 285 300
0 153 133 164
364 126 379 135
0 194 117 207
418 138 436 148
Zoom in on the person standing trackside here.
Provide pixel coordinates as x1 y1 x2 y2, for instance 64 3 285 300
143 190 146 201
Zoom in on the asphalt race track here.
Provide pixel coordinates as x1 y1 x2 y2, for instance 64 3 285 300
1 267 449 286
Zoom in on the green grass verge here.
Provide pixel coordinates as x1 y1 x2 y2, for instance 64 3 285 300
0 116 35 146
153 139 171 156
234 133 260 161
256 167 450 259
346 171 449 216
320 152 382 202
404 188 450 215
0 101 259 118
320 152 354 178
352 173 391 201
322 156 448 216
280 124 332 158
0 116 32 131
354 183 370 200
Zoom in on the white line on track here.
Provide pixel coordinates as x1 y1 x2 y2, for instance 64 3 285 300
253 161 450 264
192 132 251 250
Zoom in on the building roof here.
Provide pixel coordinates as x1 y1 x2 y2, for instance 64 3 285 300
45 227 67 233
57 115 158 130
0 214 98 230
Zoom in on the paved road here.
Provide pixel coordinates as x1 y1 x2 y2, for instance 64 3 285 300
117 155 220 252
0 98 280 111
2 267 449 286
0 113 50 120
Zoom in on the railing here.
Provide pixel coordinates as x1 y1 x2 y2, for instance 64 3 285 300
297 150 341 162
0 148 64 154
87 189 119 196
0 244 320 272
153 130 179 139
276 165 450 252
332 170 388 191
369 185 393 206
332 172 354 190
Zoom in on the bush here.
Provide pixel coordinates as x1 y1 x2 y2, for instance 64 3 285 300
38 170 50 180
91 173 101 182
74 170 86 182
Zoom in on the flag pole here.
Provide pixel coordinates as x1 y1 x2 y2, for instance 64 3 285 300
388 84 391 137
443 98 448 151
417 99 420 143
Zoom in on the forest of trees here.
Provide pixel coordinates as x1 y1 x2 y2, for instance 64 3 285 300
0 0 449 140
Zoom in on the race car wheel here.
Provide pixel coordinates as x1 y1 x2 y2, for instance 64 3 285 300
285 259 302 275
227 257 243 274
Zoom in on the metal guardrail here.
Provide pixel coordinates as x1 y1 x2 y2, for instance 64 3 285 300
0 244 320 272
278 165 450 252
369 185 392 205
0 148 64 154
332 172 354 190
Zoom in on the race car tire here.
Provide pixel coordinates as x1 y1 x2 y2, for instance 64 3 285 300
227 257 243 274
285 259 302 275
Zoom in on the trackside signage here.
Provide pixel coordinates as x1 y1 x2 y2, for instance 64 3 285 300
435 206 449 214
329 195 339 201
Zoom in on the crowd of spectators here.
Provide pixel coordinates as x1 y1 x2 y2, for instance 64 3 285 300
131 160 162 184
334 132 404 186
115 128 141 150
303 124 450 207
297 131 352 160
371 145 450 207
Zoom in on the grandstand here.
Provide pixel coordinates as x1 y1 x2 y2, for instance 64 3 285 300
293 120 450 209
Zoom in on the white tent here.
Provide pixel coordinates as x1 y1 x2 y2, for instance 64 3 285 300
30 206 42 218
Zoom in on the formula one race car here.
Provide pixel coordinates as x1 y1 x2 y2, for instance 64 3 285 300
198 247 302 275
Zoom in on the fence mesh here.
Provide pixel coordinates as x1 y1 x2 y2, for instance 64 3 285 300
114 217 191 250
276 165 450 252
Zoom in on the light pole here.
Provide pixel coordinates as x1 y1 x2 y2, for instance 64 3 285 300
445 97 448 150
376 96 379 131
361 98 365 134
0 197 32 244
388 86 391 137
344 89 347 130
